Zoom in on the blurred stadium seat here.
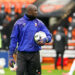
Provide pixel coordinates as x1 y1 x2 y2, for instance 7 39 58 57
0 0 37 14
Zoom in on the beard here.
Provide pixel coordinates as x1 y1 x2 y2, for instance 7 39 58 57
26 14 37 20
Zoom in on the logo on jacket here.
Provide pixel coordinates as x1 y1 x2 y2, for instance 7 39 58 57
35 23 37 26
55 34 61 41
23 23 26 26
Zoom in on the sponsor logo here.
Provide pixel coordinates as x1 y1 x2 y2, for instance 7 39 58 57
23 23 26 26
39 0 71 13
35 23 37 26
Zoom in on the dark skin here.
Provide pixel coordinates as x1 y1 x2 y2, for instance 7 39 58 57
26 4 45 45
26 4 38 17
9 4 45 68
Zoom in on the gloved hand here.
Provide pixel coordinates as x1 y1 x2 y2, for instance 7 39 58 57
37 38 48 46
9 56 17 71
9 56 15 68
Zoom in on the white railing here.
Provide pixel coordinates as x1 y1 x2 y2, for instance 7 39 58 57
40 49 75 58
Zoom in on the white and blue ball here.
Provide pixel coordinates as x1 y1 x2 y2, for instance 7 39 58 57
34 31 47 43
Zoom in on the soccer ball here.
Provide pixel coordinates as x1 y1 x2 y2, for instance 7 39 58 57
34 31 47 43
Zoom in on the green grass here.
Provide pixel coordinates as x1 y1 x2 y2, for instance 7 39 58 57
5 68 16 75
4 64 75 75
4 68 70 75
42 70 69 75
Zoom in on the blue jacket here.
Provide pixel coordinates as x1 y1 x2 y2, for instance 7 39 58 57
9 14 52 56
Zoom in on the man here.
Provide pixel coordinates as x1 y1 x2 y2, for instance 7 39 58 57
9 4 52 75
53 26 67 69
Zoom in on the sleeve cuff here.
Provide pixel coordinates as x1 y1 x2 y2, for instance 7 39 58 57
9 50 14 57
43 36 52 43
43 38 48 43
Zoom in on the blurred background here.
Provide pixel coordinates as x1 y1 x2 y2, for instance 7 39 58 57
0 0 75 75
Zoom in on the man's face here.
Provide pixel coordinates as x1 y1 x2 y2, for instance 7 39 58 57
32 7 38 17
29 6 38 17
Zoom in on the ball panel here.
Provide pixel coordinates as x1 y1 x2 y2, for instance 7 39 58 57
34 31 47 43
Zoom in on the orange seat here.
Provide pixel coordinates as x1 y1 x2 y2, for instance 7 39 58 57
64 28 68 36
0 0 37 13
3 2 11 13
10 2 16 6
0 3 2 12
15 3 22 14
0 0 4 3
27 0 37 4
53 30 57 35
72 28 75 40
68 16 72 23
10 0 18 3
3 0 11 2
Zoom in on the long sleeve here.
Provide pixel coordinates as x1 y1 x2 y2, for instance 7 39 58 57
9 22 19 56
39 21 52 43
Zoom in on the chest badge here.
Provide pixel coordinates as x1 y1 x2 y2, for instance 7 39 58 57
23 23 26 26
35 23 37 26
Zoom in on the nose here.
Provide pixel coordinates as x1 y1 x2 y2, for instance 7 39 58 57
34 10 38 16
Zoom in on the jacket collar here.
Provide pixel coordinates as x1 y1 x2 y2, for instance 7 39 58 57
24 14 30 20
24 14 37 21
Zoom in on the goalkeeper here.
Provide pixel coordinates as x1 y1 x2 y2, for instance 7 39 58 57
9 4 52 75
